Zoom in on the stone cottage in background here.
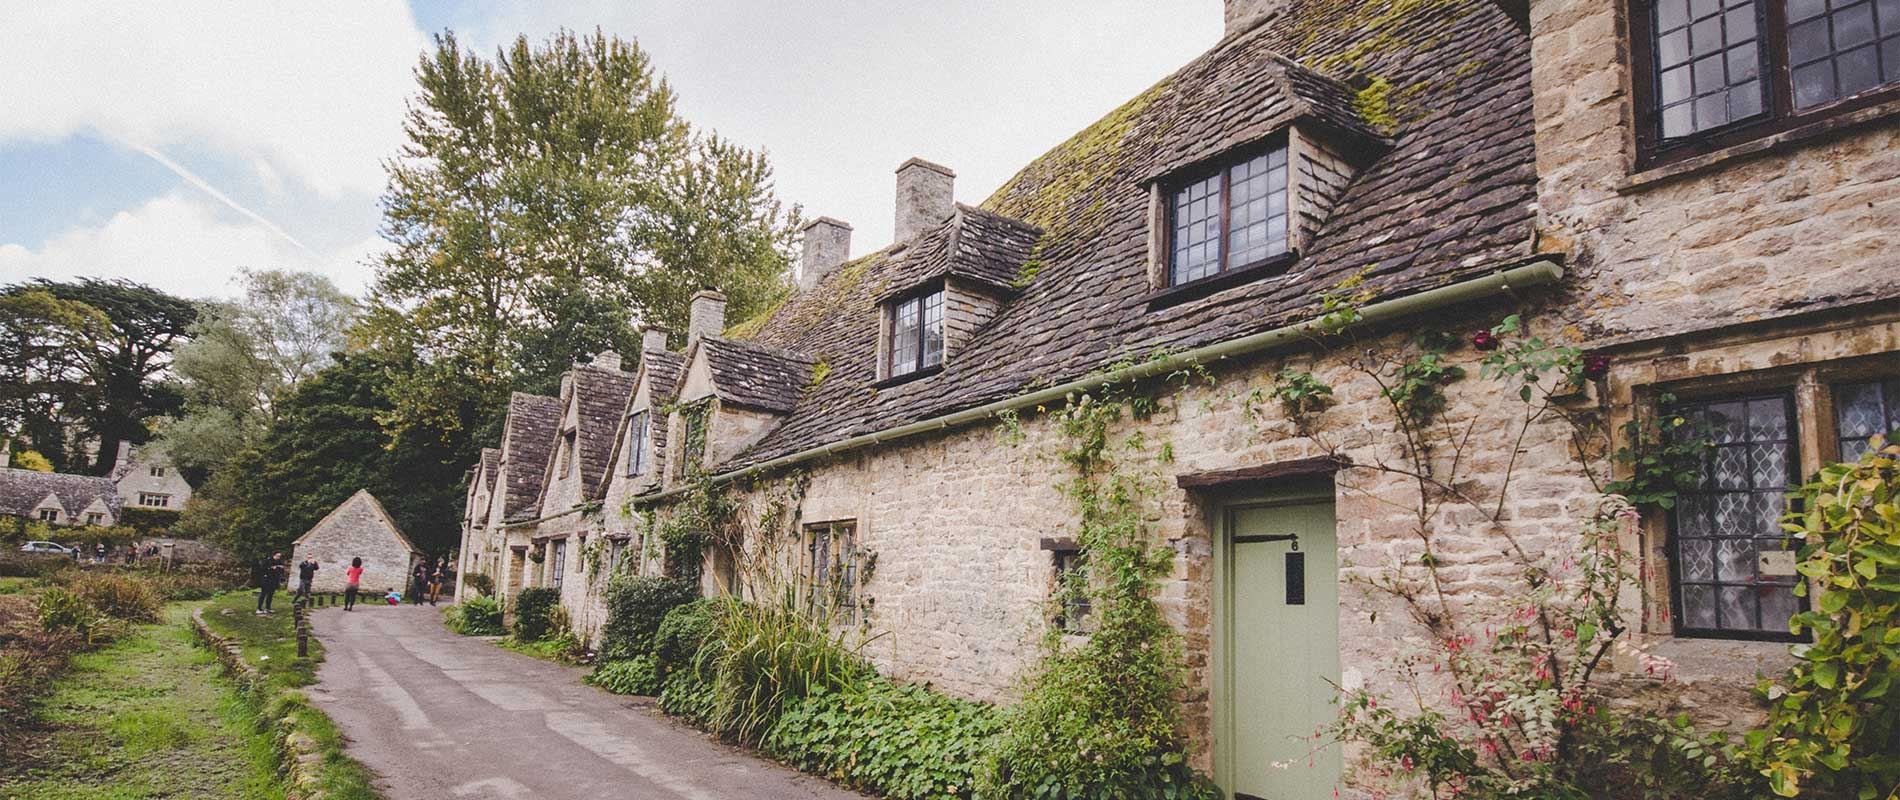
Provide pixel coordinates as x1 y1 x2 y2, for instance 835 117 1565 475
459 0 1900 796
0 439 192 527
295 489 422 594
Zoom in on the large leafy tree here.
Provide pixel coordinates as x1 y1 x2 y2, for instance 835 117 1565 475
0 279 195 473
161 269 357 472
181 352 472 563
362 28 799 435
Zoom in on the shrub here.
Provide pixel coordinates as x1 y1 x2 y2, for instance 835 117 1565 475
68 573 162 623
766 678 1003 800
599 575 698 660
659 667 717 726
654 598 715 674
37 587 117 644
512 587 561 642
0 552 73 579
587 656 662 696
141 571 226 601
446 595 504 636
464 572 495 597
1748 440 1900 798
700 598 870 745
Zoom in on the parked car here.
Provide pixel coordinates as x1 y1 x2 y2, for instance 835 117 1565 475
18 541 73 555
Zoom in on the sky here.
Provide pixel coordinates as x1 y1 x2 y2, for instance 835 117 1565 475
0 1 1223 301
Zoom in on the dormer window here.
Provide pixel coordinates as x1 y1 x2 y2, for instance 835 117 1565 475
625 410 650 476
1168 144 1290 287
558 427 577 478
887 288 945 378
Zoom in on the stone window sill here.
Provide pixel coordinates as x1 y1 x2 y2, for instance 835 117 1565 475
1619 98 1900 193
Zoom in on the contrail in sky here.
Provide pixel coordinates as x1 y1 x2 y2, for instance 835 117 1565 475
118 138 315 254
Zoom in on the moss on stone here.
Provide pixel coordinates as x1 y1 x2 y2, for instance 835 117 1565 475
1353 76 1398 133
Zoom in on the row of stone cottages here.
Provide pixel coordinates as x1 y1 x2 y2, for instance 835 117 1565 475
456 0 1900 796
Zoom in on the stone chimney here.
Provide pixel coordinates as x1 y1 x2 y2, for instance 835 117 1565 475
0 438 10 470
894 158 955 244
798 217 853 290
642 328 670 355
688 291 728 345
592 351 623 371
1224 0 1287 37
114 440 133 471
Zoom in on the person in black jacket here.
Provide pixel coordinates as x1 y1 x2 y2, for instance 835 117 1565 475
295 556 320 601
257 552 286 615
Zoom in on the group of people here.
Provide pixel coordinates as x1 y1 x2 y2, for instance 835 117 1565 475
253 552 452 615
72 542 162 564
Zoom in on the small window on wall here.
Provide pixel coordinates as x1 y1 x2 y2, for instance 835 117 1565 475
149 466 165 477
138 493 170 508
806 522 858 624
38 509 58 523
1052 549 1093 634
558 429 577 479
85 512 104 526
608 537 628 575
1669 393 1804 639
551 540 567 589
1167 145 1290 287
887 290 944 379
626 411 650 476
1834 377 1900 460
679 401 710 478
1633 0 1900 167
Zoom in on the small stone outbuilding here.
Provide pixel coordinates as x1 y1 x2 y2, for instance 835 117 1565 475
293 490 422 594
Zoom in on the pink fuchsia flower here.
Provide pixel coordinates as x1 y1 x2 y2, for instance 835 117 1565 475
1471 330 1500 351
1582 353 1611 380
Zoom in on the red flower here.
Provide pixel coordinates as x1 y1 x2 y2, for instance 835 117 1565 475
1471 329 1500 351
1582 353 1611 380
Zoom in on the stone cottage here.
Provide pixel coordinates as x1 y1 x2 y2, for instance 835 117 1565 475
294 490 422 594
460 0 1900 796
0 439 192 527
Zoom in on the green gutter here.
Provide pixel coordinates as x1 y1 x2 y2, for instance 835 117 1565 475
635 259 1564 507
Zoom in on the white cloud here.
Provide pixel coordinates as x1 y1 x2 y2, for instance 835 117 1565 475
0 2 427 197
0 193 384 300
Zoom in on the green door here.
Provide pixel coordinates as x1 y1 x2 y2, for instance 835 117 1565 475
1223 499 1341 800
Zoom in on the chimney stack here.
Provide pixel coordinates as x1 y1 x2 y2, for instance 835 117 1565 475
0 438 10 470
592 351 623 371
114 440 133 471
642 328 670 355
688 291 728 345
894 158 955 244
1223 0 1287 37
798 217 853 290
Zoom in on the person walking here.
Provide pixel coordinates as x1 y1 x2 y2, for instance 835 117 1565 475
256 552 286 615
427 558 446 605
93 542 106 564
295 555 319 602
343 557 364 611
410 562 430 606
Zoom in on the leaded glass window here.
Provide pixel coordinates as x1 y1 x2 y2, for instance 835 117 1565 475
1670 394 1802 638
888 290 944 378
551 540 567 589
1788 0 1900 108
806 522 858 624
1835 377 1900 460
1053 549 1093 634
625 411 650 476
1653 0 1767 138
1167 146 1290 286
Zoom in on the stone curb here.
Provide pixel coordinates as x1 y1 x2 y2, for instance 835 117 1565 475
189 607 333 800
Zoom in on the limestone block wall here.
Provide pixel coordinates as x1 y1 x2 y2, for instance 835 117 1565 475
294 507 416 594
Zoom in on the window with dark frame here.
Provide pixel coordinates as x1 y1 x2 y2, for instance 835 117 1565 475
625 410 650 476
559 428 577 479
85 512 104 526
887 290 944 378
1052 548 1093 634
139 493 170 508
1635 0 1900 165
1167 144 1290 287
806 521 858 624
1834 376 1900 460
1668 393 1804 639
608 537 627 575
551 540 567 589
38 508 57 522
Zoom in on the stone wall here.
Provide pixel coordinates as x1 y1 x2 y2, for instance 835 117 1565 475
294 497 416 595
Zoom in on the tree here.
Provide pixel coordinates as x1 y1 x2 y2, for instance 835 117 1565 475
0 279 195 474
182 352 473 564
362 28 799 432
160 269 356 471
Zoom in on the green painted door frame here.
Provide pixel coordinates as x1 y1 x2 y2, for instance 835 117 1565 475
1210 481 1339 799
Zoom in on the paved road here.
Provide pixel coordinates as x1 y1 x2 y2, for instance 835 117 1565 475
308 605 864 800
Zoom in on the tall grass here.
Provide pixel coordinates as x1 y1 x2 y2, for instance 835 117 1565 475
698 596 872 745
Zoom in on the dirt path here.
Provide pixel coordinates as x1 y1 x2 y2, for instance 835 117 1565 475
307 604 866 800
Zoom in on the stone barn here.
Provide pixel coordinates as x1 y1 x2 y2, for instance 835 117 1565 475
294 490 422 594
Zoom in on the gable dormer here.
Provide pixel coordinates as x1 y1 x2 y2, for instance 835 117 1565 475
541 355 638 514
1140 54 1390 304
498 392 563 522
608 328 685 496
872 161 1041 384
669 328 815 482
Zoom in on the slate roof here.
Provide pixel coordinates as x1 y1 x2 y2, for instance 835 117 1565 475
568 365 639 501
697 337 817 414
722 0 1536 470
642 349 685 452
0 468 122 520
477 448 500 491
295 489 422 554
502 393 562 519
879 204 1044 297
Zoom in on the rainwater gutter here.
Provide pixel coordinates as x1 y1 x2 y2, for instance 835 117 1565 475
633 259 1564 508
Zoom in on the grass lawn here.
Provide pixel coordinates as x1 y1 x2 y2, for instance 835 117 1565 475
0 576 31 594
7 602 286 799
195 590 325 689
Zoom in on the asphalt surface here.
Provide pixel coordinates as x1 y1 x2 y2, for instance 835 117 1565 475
308 604 865 800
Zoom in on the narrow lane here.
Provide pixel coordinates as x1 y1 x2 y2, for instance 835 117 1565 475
308 605 863 800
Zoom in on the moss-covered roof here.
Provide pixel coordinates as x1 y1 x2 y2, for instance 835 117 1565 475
721 0 1536 469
